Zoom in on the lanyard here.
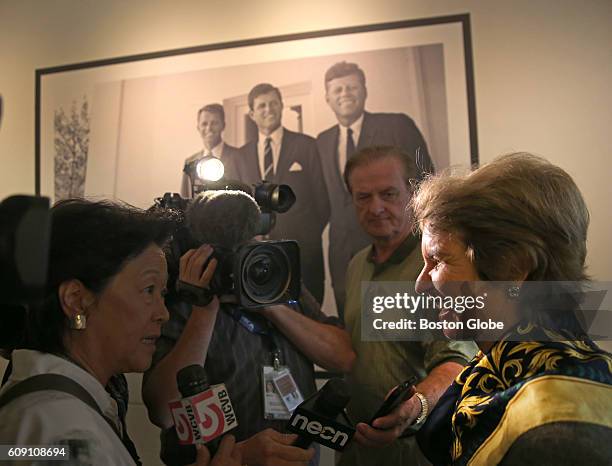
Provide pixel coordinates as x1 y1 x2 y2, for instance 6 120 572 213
222 305 284 366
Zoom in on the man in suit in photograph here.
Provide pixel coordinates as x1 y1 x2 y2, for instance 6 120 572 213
316 61 434 319
181 103 241 198
232 83 330 304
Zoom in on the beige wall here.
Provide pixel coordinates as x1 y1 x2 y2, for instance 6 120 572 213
1 0 611 464
1 0 610 278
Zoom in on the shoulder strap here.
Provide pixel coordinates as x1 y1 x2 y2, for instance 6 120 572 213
0 373 121 438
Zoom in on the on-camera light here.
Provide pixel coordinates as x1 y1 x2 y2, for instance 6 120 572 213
196 156 224 182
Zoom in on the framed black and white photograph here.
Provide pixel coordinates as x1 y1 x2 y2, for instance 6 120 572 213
36 14 478 314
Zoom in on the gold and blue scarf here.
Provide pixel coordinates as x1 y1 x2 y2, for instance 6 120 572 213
417 324 612 466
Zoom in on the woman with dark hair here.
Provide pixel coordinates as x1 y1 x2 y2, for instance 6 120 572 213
411 153 612 465
0 199 239 466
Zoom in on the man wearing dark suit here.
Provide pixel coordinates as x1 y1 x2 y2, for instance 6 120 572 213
230 83 330 304
181 103 241 198
317 61 435 320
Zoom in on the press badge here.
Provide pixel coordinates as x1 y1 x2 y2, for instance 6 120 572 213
262 366 303 419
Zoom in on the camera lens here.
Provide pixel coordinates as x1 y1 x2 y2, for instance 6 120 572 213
253 183 295 214
242 244 290 304
248 257 272 285
270 185 296 214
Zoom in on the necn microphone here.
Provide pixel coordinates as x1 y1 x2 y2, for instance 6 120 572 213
169 364 238 446
287 378 355 451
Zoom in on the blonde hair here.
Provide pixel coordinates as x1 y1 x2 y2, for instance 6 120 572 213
412 153 589 281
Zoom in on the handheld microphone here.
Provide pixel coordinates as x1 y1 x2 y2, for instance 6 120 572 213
160 364 238 466
163 364 238 465
287 378 355 451
170 364 238 445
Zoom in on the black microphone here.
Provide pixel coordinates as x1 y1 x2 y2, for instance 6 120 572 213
162 365 238 466
287 378 355 451
186 190 261 249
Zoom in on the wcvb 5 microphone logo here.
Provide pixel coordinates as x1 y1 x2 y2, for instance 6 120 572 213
170 384 238 445
192 391 225 440
192 384 238 443
169 399 195 444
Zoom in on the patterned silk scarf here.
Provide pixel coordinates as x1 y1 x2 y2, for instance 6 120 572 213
417 323 612 466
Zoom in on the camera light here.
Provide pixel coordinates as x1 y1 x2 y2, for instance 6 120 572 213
196 156 224 182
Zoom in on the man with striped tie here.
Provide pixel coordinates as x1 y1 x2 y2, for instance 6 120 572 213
231 83 330 305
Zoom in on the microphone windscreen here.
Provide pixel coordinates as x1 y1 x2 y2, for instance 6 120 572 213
186 190 261 249
177 364 209 398
315 378 351 414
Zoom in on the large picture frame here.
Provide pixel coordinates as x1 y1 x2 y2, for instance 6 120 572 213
36 14 478 314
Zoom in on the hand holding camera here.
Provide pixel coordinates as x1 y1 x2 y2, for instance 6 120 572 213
154 188 300 309
178 244 219 310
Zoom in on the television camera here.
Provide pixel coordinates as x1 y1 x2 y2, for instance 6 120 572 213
155 157 301 308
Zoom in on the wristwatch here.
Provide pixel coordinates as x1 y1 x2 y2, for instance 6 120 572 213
412 392 429 428
401 391 429 437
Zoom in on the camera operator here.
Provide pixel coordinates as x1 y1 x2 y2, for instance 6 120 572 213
142 193 355 466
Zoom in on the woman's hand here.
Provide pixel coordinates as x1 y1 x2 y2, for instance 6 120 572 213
193 435 242 466
354 392 420 448
237 428 314 466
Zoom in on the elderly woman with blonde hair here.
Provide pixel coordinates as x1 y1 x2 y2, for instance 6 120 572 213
412 153 612 465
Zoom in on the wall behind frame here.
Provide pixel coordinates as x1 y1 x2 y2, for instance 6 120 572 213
1 0 610 279
0 0 610 465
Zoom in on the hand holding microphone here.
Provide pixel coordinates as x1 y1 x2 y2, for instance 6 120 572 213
236 429 313 466
164 365 238 466
192 435 241 466
287 378 355 451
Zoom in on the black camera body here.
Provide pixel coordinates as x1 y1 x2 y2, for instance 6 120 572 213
209 240 300 308
153 183 300 309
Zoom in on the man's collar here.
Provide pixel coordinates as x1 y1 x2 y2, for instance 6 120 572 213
367 234 421 265
203 141 224 158
340 113 364 133
259 126 283 144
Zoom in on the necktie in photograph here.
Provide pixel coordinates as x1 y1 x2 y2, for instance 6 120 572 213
346 127 356 160
264 137 274 179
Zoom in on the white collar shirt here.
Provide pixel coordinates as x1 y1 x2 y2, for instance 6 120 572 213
203 141 224 158
0 349 135 465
